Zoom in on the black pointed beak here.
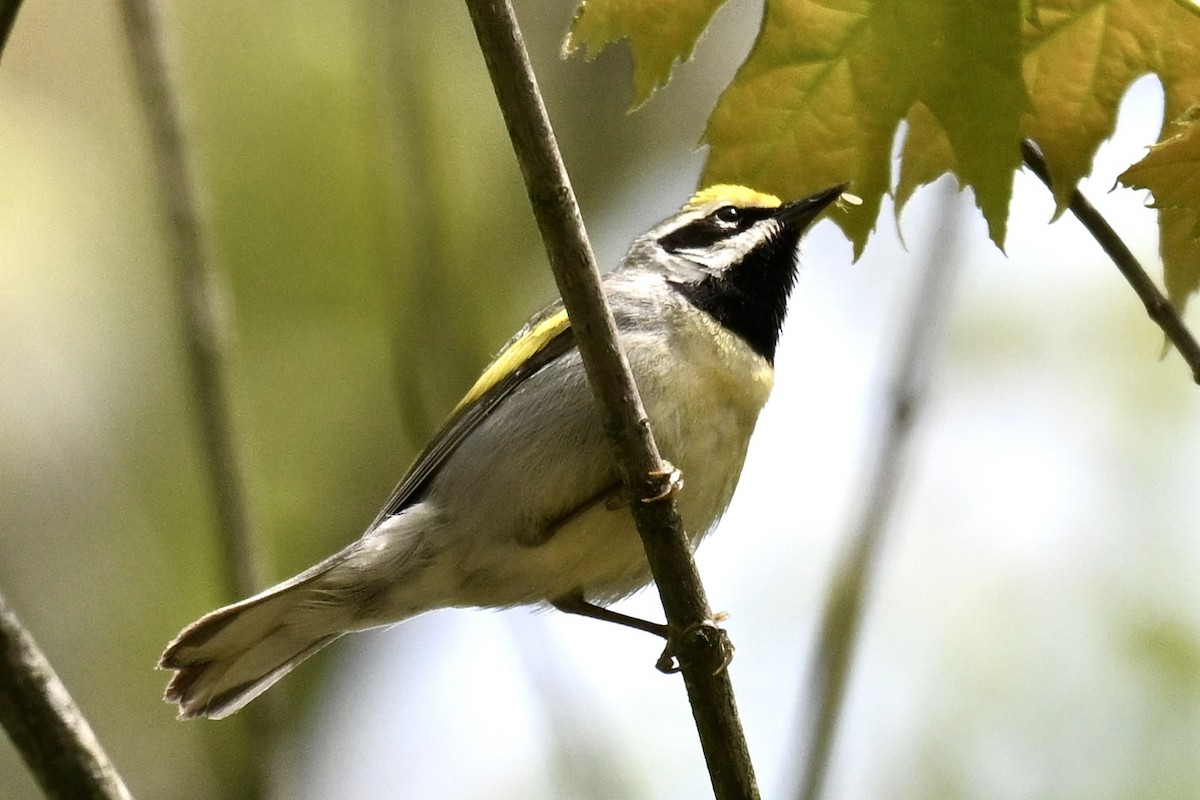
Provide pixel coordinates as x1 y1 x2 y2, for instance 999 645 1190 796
775 184 847 230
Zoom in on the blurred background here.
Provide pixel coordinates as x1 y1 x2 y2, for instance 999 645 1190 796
2 2 1198 799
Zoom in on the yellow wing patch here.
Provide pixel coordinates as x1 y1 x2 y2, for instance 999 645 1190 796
454 307 571 412
686 184 781 211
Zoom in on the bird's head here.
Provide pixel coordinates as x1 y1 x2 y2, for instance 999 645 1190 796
626 183 845 362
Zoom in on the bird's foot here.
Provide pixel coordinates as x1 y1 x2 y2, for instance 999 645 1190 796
642 462 684 504
655 612 734 675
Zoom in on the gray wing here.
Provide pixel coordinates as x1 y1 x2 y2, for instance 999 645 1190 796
366 305 576 531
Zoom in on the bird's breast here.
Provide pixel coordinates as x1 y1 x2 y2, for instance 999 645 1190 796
630 304 775 543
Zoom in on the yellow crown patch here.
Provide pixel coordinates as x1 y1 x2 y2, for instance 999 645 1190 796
685 184 782 211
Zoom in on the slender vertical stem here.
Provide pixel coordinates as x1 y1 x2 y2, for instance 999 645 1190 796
116 0 264 602
116 2 275 796
794 181 962 800
366 3 479 433
463 1 760 796
0 589 134 800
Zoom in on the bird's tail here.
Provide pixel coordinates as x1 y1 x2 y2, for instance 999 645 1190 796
160 553 359 720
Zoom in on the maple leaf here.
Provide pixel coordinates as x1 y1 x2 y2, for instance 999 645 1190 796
563 0 730 108
1120 112 1200 311
1020 0 1200 212
700 0 1025 254
895 102 957 215
1120 112 1200 223
1159 207 1200 314
565 0 1200 309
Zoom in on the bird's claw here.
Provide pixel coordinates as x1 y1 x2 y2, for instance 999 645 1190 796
654 613 734 675
642 463 684 504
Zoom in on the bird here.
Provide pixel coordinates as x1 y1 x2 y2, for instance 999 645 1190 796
160 183 845 719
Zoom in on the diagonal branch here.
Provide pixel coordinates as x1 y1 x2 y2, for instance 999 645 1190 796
462 1 759 797
0 588 133 800
1021 139 1200 385
793 180 963 800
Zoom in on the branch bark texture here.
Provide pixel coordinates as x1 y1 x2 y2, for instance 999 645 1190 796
1021 139 1200 385
0 589 134 800
463 1 759 797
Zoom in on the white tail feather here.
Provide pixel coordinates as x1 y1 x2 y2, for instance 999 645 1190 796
161 555 356 719
162 511 435 718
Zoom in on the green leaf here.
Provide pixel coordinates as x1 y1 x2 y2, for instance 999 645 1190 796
574 0 1200 307
563 0 731 108
1020 0 1200 213
701 0 1025 255
1119 112 1200 219
1119 112 1200 312
896 102 958 214
1159 207 1200 314
902 0 1027 246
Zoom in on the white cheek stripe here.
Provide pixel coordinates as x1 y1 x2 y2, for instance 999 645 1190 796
680 219 782 273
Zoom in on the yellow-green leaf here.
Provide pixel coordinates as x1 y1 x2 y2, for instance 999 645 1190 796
1120 114 1200 219
1020 0 1200 213
1121 115 1200 312
896 102 957 215
1159 206 1200 314
564 0 730 108
901 0 1026 245
701 0 1024 255
573 0 1200 309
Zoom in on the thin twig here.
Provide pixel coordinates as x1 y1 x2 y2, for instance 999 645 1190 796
0 0 24 63
1020 139 1200 384
116 2 276 796
117 0 264 602
793 180 963 800
367 2 479 435
462 1 760 797
0 588 134 800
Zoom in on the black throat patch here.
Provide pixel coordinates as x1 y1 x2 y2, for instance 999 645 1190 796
667 225 802 364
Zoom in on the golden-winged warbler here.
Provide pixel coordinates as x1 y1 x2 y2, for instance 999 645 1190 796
161 183 844 719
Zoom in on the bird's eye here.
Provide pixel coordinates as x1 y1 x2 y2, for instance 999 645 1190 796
714 205 742 225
